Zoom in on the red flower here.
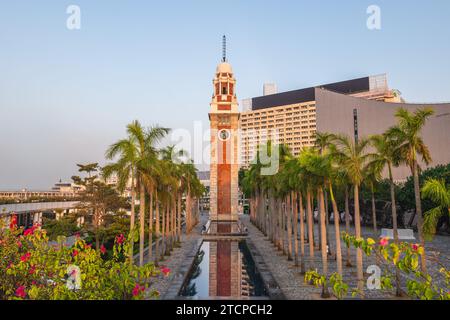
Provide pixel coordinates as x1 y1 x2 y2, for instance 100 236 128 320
132 284 141 297
412 243 420 251
100 245 107 255
161 267 171 277
9 215 17 230
29 265 36 275
24 225 37 236
15 286 26 299
115 234 125 245
17 240 23 248
74 232 80 238
379 237 389 247
72 250 79 257
20 252 31 263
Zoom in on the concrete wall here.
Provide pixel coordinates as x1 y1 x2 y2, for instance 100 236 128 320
315 88 450 181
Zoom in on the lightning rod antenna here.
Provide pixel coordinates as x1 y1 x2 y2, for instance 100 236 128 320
222 35 227 62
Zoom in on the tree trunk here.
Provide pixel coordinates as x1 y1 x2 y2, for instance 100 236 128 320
306 190 315 268
139 181 145 267
318 187 330 298
287 194 293 261
172 197 176 248
371 183 378 235
324 190 332 256
165 205 170 256
161 203 166 260
316 193 321 251
298 193 306 274
177 193 182 242
344 186 352 267
389 165 402 296
154 191 160 266
413 160 427 274
293 192 299 266
276 199 282 250
281 199 286 254
148 190 153 264
329 183 342 275
129 174 136 265
186 185 191 233
354 185 364 297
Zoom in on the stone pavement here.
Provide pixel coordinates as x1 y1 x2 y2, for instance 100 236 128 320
146 213 207 299
241 215 450 300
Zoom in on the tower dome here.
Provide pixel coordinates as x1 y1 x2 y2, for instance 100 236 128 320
216 62 233 74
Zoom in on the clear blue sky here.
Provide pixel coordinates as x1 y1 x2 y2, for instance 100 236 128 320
1 0 450 189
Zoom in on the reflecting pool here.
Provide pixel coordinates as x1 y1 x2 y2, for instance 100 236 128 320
179 240 267 299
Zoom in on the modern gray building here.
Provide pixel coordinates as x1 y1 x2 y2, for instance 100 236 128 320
315 88 450 181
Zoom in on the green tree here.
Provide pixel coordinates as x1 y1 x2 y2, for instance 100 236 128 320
331 134 373 295
421 179 450 239
386 107 434 273
104 120 169 266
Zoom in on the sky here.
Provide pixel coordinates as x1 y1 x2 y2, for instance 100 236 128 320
0 0 450 190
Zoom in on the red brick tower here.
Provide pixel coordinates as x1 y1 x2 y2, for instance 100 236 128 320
209 36 239 222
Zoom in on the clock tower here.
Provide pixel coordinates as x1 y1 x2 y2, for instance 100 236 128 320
209 36 239 222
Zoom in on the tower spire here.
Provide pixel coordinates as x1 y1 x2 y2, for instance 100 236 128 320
222 35 227 62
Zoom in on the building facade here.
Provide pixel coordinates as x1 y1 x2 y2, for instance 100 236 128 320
315 88 450 181
239 74 402 167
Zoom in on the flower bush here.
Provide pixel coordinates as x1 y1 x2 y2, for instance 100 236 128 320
305 233 449 300
0 219 166 300
341 232 449 300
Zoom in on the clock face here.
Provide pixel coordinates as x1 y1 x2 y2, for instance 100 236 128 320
218 129 231 141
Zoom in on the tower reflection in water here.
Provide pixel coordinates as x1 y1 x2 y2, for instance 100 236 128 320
180 239 267 299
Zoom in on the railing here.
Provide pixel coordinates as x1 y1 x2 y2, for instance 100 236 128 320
0 201 79 215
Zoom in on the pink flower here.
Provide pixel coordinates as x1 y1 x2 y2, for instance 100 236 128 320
100 245 107 255
115 234 125 245
161 267 171 277
9 216 17 230
379 237 389 247
412 243 420 251
24 225 37 236
74 232 80 238
132 284 140 297
72 250 79 257
28 265 36 275
15 286 26 299
17 241 23 248
132 284 145 297
20 252 31 263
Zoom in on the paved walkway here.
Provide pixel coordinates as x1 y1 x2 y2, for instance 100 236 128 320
146 213 207 299
241 215 450 300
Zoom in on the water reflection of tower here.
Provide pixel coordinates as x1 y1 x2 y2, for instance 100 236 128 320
208 241 241 297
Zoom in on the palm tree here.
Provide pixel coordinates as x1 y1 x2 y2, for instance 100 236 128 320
104 121 169 266
369 133 403 296
315 133 335 255
299 148 331 297
386 107 434 273
332 134 372 295
421 179 450 239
